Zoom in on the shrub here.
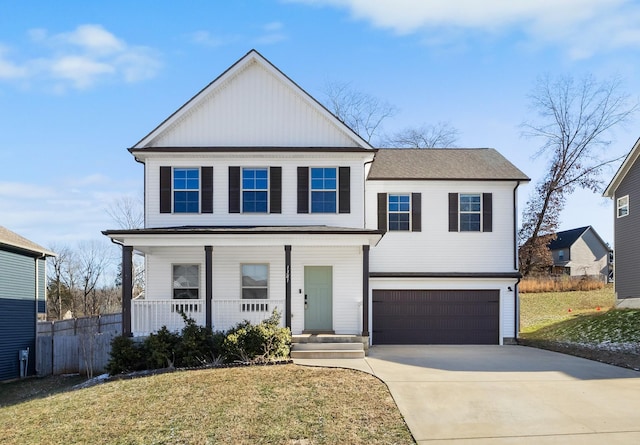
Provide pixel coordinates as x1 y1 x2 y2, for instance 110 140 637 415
106 335 147 375
223 310 291 363
145 326 181 369
176 314 218 367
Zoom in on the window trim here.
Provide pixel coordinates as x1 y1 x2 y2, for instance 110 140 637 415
172 264 200 300
173 167 200 214
310 167 338 213
388 193 411 231
241 264 269 300
617 195 629 218
459 193 482 232
241 167 269 213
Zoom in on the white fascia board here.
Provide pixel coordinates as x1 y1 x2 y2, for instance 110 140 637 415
131 149 376 163
603 136 640 198
107 233 381 249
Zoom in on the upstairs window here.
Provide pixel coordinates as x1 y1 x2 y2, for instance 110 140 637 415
459 194 481 231
173 264 199 299
388 194 411 231
173 168 199 213
241 264 268 299
448 193 492 232
242 168 268 213
310 167 337 213
617 195 629 218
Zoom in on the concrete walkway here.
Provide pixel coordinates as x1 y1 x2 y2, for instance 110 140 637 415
294 345 640 444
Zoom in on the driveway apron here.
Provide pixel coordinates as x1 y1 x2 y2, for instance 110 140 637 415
364 345 640 444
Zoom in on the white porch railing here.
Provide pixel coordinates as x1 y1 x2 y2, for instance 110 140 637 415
131 299 285 336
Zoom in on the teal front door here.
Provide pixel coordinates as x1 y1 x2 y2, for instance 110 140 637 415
304 266 333 332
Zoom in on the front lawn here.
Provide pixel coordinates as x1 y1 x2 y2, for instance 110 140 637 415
0 365 414 445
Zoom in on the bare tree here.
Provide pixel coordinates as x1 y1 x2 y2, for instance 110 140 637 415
76 241 112 317
106 196 143 230
518 74 638 275
323 80 397 144
381 122 460 148
46 244 73 320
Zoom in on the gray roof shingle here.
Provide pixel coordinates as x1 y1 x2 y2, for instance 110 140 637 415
0 226 56 257
368 148 530 181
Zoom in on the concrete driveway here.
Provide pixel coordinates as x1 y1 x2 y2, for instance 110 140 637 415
296 345 640 444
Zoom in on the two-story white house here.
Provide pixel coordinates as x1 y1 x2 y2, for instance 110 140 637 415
104 50 529 345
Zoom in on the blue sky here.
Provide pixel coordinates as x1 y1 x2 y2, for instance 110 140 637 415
2 0 640 252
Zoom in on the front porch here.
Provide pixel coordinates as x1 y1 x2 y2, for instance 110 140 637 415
131 298 285 336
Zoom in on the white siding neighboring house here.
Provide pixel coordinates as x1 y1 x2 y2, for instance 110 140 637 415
548 226 611 280
104 50 530 345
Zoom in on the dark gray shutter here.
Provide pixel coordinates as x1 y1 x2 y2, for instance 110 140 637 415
378 193 387 233
448 193 458 232
297 167 309 213
338 167 350 214
411 193 421 232
228 167 240 213
270 167 282 214
483 193 492 232
160 166 171 214
201 167 213 213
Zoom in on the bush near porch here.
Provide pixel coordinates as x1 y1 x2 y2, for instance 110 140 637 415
107 311 290 375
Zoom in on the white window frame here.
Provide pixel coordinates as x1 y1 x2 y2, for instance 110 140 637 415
241 264 269 299
310 167 337 213
459 193 482 232
617 195 629 218
172 264 200 299
241 167 269 213
388 194 411 231
173 167 200 213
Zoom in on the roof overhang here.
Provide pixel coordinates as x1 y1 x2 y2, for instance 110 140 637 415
603 136 640 198
103 226 384 253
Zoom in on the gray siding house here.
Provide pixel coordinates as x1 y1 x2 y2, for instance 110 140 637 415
0 226 55 380
548 226 611 280
604 137 640 307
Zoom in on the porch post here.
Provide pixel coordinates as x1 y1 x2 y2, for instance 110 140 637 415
205 245 213 329
122 245 133 336
362 245 370 337
284 245 292 329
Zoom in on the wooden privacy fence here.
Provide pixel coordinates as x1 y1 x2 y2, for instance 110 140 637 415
37 313 122 377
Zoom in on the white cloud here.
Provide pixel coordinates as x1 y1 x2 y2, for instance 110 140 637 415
255 22 287 45
0 45 27 79
0 175 142 247
0 24 161 91
290 0 640 58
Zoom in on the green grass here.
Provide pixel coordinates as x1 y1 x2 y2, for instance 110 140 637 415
522 309 640 344
519 284 616 333
0 365 414 445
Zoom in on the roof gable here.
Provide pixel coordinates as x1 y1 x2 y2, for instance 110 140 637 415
0 226 55 257
367 148 530 181
134 50 372 149
603 136 640 198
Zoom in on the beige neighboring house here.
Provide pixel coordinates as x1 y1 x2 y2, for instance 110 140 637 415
548 226 611 280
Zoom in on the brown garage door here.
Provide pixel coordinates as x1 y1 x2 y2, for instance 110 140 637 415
372 289 499 345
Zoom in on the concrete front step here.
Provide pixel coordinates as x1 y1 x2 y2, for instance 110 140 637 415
291 349 365 359
291 341 365 359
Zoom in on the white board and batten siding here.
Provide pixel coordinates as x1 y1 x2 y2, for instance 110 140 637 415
370 277 518 344
144 154 370 229
146 59 360 148
144 245 364 336
366 180 519 273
